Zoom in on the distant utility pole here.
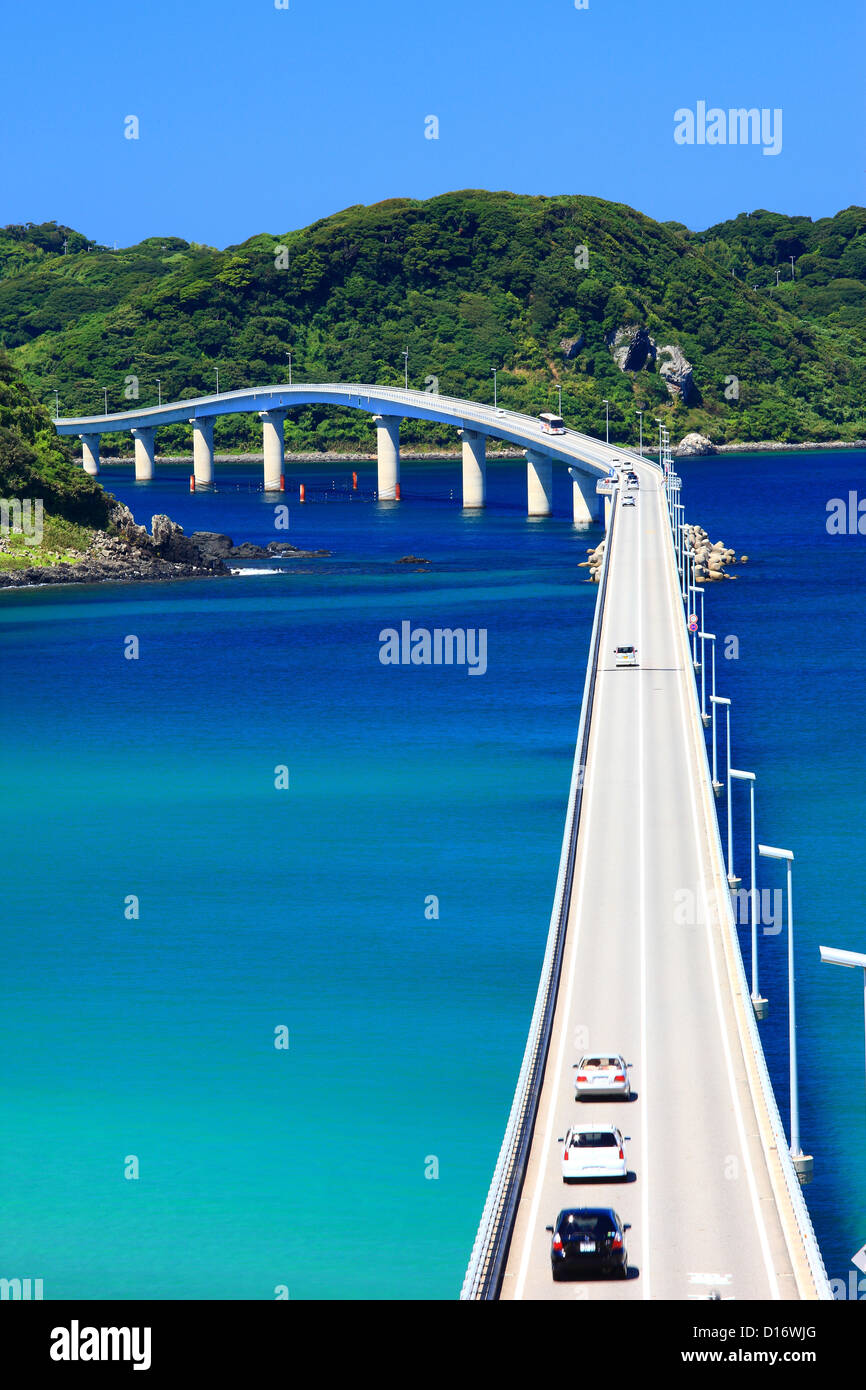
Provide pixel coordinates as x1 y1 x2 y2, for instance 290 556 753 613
215 367 220 395
103 388 108 414
62 239 68 254
775 268 782 286
790 255 796 280
156 378 162 406
402 347 409 390
54 389 59 419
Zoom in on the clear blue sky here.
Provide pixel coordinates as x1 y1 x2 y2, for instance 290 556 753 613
1 0 862 248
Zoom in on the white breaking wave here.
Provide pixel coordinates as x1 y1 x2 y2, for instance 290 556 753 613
229 566 286 576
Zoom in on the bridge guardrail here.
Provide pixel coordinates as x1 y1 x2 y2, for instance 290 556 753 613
55 382 654 476
666 483 833 1300
459 491 617 1300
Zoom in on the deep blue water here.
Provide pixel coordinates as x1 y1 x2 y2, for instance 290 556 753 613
1 450 863 1298
676 448 866 1294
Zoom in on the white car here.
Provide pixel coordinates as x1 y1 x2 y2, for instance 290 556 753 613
621 495 636 507
614 646 638 667
627 477 639 489
574 1053 632 1100
560 1124 629 1182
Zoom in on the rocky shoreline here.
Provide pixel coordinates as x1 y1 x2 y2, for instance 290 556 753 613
0 504 330 590
101 435 866 468
103 449 526 464
676 431 866 458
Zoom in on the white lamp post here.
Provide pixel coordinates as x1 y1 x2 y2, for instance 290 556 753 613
402 347 409 390
637 408 643 456
730 770 767 1019
711 696 736 880
685 549 696 636
687 565 696 660
710 695 731 815
492 368 498 408
759 844 813 1182
818 946 866 1102
698 628 713 727
687 549 695 619
693 586 705 672
287 351 292 386
156 378 162 407
603 398 609 444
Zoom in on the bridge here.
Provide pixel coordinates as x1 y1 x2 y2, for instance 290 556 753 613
53 387 830 1299
461 449 830 1301
54 383 619 523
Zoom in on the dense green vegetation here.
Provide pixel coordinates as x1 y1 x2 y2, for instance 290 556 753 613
1 192 864 454
0 348 112 531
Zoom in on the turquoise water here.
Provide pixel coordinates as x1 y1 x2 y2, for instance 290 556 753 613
0 459 599 1299
1 452 863 1297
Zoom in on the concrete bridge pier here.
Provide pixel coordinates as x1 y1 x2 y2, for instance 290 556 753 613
260 409 287 491
372 414 401 500
131 426 156 481
190 416 215 487
526 449 553 517
571 470 598 528
79 433 100 475
459 428 487 508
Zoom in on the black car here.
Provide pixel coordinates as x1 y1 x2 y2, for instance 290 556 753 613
547 1208 630 1280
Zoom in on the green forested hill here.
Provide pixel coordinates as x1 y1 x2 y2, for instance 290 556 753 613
2 192 864 455
0 348 112 526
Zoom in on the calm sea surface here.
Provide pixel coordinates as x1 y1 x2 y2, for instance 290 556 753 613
1 450 863 1298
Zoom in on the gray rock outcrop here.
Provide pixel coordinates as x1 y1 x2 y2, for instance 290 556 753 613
606 326 656 372
657 344 695 403
604 325 697 402
559 333 586 359
675 432 717 457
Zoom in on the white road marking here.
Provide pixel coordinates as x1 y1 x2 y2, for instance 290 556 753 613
661 482 781 1302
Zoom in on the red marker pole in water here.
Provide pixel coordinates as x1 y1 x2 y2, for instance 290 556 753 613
279 474 285 492
352 471 358 490
395 482 401 501
299 483 306 503
189 475 195 492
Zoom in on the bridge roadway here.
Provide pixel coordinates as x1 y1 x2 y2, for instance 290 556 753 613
500 458 805 1301
54 384 619 520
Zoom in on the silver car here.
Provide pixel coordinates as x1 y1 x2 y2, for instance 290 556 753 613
574 1053 632 1101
